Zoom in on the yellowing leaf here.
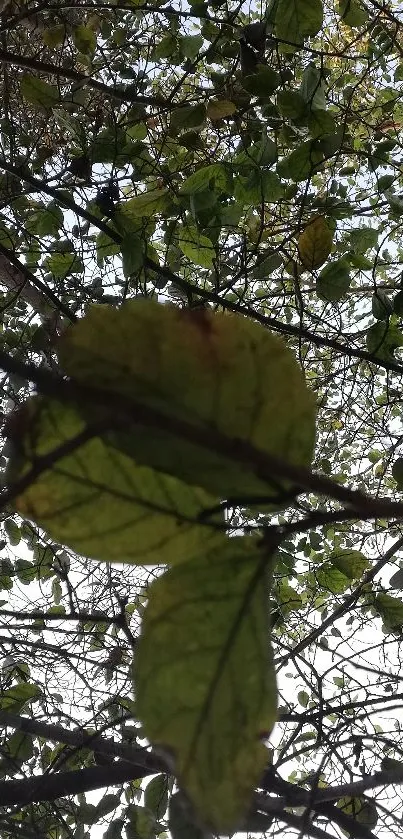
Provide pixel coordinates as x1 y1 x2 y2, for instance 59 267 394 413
7 398 223 566
136 538 277 833
57 299 316 504
207 100 237 121
298 216 333 269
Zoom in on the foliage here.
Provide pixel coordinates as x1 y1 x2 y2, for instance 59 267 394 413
0 1 402 839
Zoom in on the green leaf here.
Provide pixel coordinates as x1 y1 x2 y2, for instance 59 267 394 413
372 290 393 320
300 63 326 110
26 202 64 237
235 171 283 205
170 104 206 134
42 25 66 49
298 690 309 707
135 538 277 833
145 775 169 820
337 797 377 829
127 806 157 839
179 34 203 60
392 457 403 488
179 223 215 268
95 794 120 820
393 290 403 316
388 569 403 589
277 140 324 181
74 25 97 55
241 66 281 98
253 252 283 278
274 0 323 51
276 581 303 613
0 683 42 712
316 259 351 302
382 756 403 776
377 174 395 193
180 164 230 196
4 731 34 764
122 189 168 219
349 226 378 253
7 398 223 567
77 804 97 826
316 563 350 594
169 792 211 839
15 558 37 584
21 74 59 110
330 549 369 580
52 577 62 604
44 252 83 279
152 34 177 60
206 100 237 121
5 518 20 546
374 593 403 632
56 299 316 502
96 230 120 266
366 322 403 361
338 0 368 28
277 90 307 120
308 109 336 138
121 234 144 277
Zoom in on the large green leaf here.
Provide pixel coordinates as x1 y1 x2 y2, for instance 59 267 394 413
277 141 324 181
316 259 351 302
135 537 277 833
21 74 59 110
366 322 403 361
121 189 168 218
7 398 223 566
374 593 403 632
274 0 323 50
178 223 215 268
179 164 230 196
56 299 316 503
330 549 369 580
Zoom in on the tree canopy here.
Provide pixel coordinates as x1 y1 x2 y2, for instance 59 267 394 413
1 1 403 838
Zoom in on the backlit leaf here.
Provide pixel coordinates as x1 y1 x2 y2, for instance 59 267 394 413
136 538 277 833
316 258 351 302
274 0 323 51
7 398 223 566
298 216 333 269
206 100 237 121
179 223 215 268
21 75 59 110
374 593 403 632
57 299 316 503
330 549 369 580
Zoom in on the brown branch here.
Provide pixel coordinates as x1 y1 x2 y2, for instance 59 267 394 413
1 349 403 522
0 710 164 772
0 48 169 107
277 534 403 666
